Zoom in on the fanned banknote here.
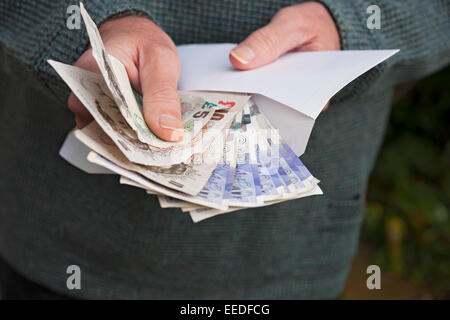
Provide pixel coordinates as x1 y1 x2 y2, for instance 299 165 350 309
87 151 228 210
74 121 217 195
185 103 322 221
49 61 207 166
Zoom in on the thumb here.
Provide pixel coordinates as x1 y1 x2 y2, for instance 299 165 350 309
139 45 184 142
229 12 311 70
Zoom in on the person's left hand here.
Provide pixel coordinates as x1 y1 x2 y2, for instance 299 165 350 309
229 1 340 111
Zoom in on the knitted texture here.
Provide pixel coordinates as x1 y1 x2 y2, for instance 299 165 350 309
0 1 449 299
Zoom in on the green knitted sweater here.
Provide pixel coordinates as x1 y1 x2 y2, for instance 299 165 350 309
0 0 448 299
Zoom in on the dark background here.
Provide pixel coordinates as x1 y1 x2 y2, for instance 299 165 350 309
342 67 450 299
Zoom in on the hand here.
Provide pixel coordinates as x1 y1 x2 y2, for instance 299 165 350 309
229 1 340 111
68 15 184 141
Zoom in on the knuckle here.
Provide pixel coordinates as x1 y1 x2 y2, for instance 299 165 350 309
146 85 179 105
67 95 77 112
309 42 324 50
275 5 295 18
68 94 86 115
252 28 278 55
142 43 180 74
106 44 134 66
73 50 93 68
143 41 177 61
155 46 179 66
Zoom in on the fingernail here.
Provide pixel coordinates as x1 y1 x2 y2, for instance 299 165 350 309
170 130 184 141
159 114 184 141
230 45 255 64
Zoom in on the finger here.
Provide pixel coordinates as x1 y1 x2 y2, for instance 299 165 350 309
75 114 93 128
78 45 140 91
322 101 330 112
229 9 312 70
68 92 93 128
104 43 141 92
68 49 98 127
70 46 138 129
69 49 99 128
73 48 101 74
139 45 183 142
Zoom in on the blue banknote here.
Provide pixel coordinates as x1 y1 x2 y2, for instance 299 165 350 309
267 138 313 191
230 150 263 206
196 164 231 206
255 144 283 200
280 141 313 181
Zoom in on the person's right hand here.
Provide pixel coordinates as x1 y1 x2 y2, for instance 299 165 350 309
68 15 184 142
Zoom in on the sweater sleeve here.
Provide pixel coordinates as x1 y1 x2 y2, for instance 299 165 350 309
316 0 450 102
0 1 155 103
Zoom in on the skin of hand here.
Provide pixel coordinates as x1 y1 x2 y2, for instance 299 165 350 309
229 1 340 111
68 15 184 141
69 2 339 141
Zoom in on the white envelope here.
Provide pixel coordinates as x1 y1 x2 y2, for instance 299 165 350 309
59 129 114 174
59 44 398 171
177 43 398 155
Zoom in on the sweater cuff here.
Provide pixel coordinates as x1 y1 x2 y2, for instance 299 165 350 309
39 1 155 104
315 0 379 50
314 0 385 102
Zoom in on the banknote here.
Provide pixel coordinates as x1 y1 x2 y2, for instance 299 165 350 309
264 134 317 192
132 89 221 149
118 101 322 220
119 176 160 195
49 60 235 166
277 152 308 191
119 176 148 189
156 110 240 206
228 132 264 207
253 109 317 194
48 60 179 165
280 141 320 186
172 102 321 215
87 151 228 210
162 103 317 210
126 87 250 152
184 91 250 110
278 142 317 192
158 196 203 209
245 106 284 200
195 96 251 156
74 121 217 195
252 124 298 196
194 164 233 206
190 124 238 208
266 154 298 196
189 184 323 223
156 114 242 210
165 128 237 211
79 3 146 139
255 144 283 201
220 132 237 204
157 158 233 210
180 149 314 211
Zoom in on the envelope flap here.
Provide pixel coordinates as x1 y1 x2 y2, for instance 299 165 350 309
177 43 398 119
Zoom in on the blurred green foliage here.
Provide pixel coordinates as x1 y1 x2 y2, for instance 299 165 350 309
363 67 450 298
